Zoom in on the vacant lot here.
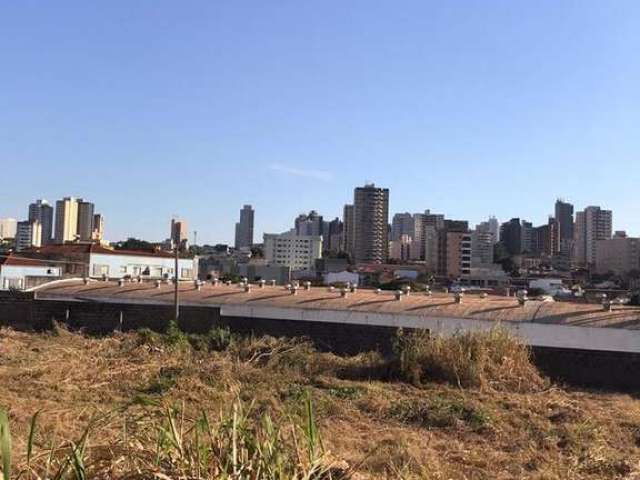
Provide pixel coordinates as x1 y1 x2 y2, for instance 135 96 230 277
1 325 640 479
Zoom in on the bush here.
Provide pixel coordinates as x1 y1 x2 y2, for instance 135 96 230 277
392 327 546 392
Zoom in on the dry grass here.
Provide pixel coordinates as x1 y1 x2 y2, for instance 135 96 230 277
0 325 640 479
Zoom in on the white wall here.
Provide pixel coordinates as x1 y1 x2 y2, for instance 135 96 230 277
0 265 61 290
89 253 198 280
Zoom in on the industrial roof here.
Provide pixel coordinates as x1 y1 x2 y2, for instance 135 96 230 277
34 280 640 330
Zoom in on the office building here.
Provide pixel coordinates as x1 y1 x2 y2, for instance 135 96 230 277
0 218 17 240
77 199 95 241
54 197 79 244
476 216 500 244
234 205 254 249
353 184 389 263
263 230 322 272
595 232 640 275
28 200 54 245
574 206 613 267
15 220 42 252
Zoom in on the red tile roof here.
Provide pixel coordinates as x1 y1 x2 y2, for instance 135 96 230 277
0 254 55 267
21 243 183 259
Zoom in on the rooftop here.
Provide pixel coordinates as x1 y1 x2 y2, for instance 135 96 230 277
34 280 640 330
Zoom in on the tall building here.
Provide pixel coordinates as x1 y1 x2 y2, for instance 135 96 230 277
389 234 413 262
54 197 79 244
500 219 519 255
263 230 322 272
574 206 613 267
234 205 254 249
341 204 355 257
323 217 343 254
92 214 105 241
595 232 640 275
170 218 189 250
532 218 558 257
15 220 42 252
471 230 494 267
391 213 414 241
446 231 472 279
353 184 389 263
77 199 95 241
0 218 17 240
28 200 54 245
295 210 323 236
555 200 574 245
476 216 500 244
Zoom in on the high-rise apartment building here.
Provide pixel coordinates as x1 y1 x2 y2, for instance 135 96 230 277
77 199 95 241
446 231 472 279
15 220 42 252
92 214 105 241
390 213 414 241
353 184 389 263
170 218 189 250
295 210 323 237
0 218 17 240
500 218 535 255
234 205 254 249
28 200 54 245
341 204 355 257
54 197 79 244
574 206 613 267
476 216 500 244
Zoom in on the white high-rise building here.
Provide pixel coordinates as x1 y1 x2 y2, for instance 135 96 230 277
54 197 79 244
264 230 322 272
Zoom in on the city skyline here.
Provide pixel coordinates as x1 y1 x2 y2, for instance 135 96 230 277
1 1 639 243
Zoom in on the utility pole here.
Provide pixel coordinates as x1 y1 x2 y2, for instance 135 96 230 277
173 235 180 322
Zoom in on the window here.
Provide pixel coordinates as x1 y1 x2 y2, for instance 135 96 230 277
181 268 193 279
92 264 109 276
120 266 127 273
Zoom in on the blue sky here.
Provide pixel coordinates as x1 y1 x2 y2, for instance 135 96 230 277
1 1 639 243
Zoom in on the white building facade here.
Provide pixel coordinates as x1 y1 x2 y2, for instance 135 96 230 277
264 231 322 272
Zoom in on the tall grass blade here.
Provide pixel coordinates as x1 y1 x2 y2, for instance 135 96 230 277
26 410 40 476
0 409 11 480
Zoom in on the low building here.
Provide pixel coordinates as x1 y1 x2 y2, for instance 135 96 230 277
237 262 291 285
0 254 61 290
263 230 322 272
323 270 359 286
20 244 197 280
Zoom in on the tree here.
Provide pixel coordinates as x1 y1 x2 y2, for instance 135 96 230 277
114 238 155 250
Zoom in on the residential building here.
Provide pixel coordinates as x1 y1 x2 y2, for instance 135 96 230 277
476 216 500 244
15 220 42 252
263 230 322 272
555 199 574 252
471 230 494 267
234 205 254 249
531 218 558 257
389 234 413 262
446 231 472 279
295 210 323 236
391 213 414 241
438 220 469 276
92 214 105 241
0 254 61 290
54 197 79 244
28 200 54 245
0 218 17 240
574 206 613 267
500 218 521 255
77 199 95 241
21 243 197 280
342 204 355 256
171 218 188 245
353 184 389 263
323 217 343 254
595 233 640 275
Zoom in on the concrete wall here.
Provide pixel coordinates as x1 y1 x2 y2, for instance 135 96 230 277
1 294 640 389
